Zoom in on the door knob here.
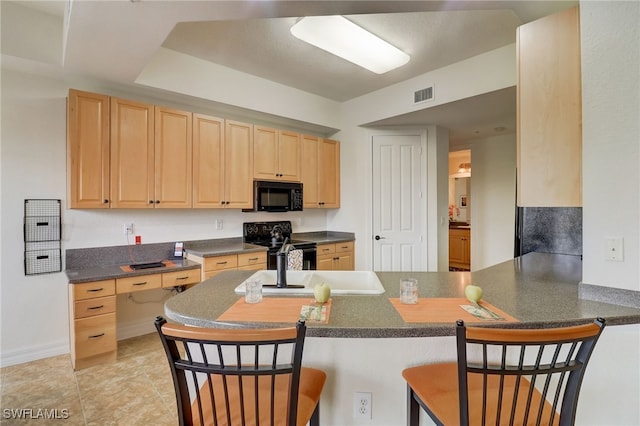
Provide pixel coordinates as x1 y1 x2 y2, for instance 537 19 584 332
374 235 386 240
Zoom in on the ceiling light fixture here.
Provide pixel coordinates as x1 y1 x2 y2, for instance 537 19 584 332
290 16 410 74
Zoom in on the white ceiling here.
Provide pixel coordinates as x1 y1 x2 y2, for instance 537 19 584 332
4 0 577 141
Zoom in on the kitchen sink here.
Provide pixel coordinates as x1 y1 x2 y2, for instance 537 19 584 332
234 270 385 295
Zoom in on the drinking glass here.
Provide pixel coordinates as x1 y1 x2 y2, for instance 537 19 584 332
400 278 418 304
245 280 263 304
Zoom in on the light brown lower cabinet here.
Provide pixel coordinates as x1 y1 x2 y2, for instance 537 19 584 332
69 280 117 370
317 241 354 271
68 270 200 370
187 251 267 280
449 228 471 270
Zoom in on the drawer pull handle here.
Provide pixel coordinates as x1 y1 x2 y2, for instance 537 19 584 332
249 257 258 261
132 281 148 286
217 261 228 265
176 276 189 280
88 333 105 339
88 305 104 310
87 288 104 293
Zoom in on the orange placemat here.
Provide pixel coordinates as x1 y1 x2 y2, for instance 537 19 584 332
119 260 175 272
389 298 518 323
217 298 332 324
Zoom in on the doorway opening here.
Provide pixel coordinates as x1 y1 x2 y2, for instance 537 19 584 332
449 150 471 271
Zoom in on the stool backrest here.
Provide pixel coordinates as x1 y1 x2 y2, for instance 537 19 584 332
456 318 605 426
155 317 307 426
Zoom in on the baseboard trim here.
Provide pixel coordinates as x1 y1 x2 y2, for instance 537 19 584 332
1 319 157 368
0 339 69 368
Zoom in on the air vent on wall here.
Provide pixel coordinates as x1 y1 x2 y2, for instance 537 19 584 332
414 86 434 104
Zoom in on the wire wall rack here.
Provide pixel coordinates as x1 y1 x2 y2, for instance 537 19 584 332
24 199 62 275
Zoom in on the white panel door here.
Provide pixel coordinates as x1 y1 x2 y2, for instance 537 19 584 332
372 134 426 271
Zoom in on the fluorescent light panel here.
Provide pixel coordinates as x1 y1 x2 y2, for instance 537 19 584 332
290 16 410 74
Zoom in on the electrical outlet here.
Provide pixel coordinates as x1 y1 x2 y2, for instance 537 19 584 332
124 223 134 235
353 391 372 419
216 219 223 231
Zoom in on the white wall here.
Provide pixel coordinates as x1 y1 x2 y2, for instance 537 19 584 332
581 1 640 293
470 134 517 270
577 2 640 423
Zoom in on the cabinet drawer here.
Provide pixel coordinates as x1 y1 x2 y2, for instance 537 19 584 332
162 269 200 287
238 252 267 267
72 280 116 301
335 241 354 253
203 254 238 272
238 263 266 271
317 244 335 256
116 274 162 293
74 313 117 358
74 295 116 319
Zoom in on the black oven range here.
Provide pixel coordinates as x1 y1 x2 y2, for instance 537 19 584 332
242 221 317 270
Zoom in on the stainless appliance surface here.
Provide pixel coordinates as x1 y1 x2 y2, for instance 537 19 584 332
244 180 303 212
243 221 317 270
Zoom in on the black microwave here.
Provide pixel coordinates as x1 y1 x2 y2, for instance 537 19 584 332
246 181 303 212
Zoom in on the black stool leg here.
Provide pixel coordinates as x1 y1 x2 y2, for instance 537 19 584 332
310 403 320 426
407 385 420 426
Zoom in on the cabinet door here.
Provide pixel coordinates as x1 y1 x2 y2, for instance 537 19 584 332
336 254 354 271
67 89 110 208
277 130 301 181
193 114 225 208
110 98 155 208
301 134 319 208
155 106 192 208
449 233 466 265
253 126 278 180
316 256 335 271
225 120 254 209
318 138 340 208
517 6 581 207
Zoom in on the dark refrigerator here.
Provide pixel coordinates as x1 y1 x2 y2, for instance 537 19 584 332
514 207 582 257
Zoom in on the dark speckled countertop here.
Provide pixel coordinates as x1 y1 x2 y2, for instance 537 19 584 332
164 252 640 337
184 233 355 258
184 238 267 258
66 234 355 283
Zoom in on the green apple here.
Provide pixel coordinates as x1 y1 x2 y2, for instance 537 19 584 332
464 284 483 303
313 282 331 304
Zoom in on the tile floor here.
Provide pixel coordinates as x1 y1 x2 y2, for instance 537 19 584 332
0 333 177 425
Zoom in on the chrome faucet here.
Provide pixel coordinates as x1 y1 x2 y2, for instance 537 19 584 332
276 237 293 288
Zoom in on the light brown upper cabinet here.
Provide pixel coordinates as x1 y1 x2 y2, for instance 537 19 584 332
110 97 155 208
193 114 225 207
253 126 301 182
517 6 581 207
223 120 254 208
301 135 340 208
193 115 253 209
154 106 192 208
67 89 111 208
110 101 192 208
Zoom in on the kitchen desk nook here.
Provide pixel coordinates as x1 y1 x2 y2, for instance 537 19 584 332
164 252 640 425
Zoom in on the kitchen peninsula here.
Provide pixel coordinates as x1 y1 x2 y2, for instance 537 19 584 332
164 252 640 425
165 252 640 334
